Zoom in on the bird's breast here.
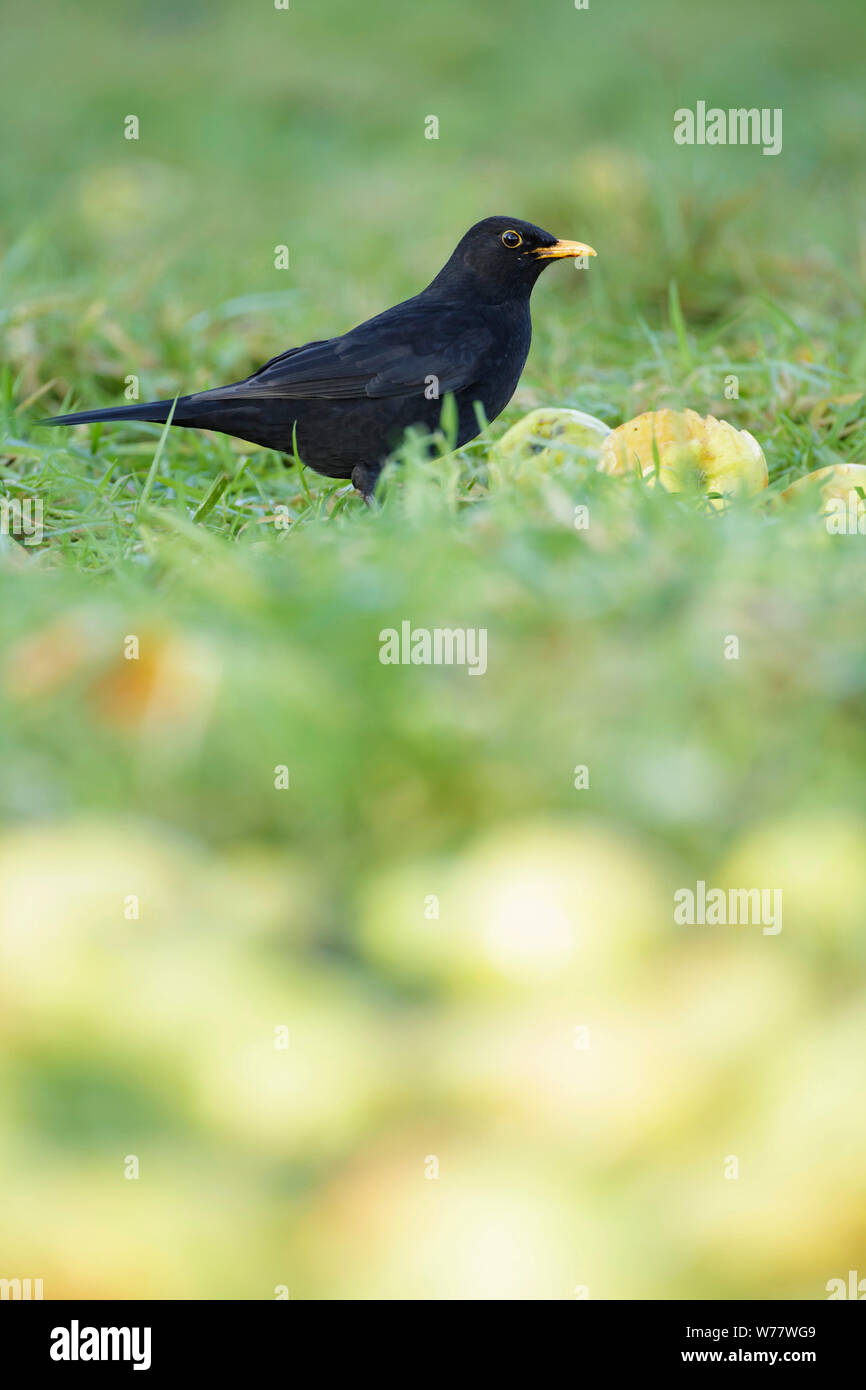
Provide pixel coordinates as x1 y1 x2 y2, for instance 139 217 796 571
455 306 531 442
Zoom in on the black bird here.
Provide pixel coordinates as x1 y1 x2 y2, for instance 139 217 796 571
41 216 596 501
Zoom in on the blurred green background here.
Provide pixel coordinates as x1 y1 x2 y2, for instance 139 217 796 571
1 0 865 1299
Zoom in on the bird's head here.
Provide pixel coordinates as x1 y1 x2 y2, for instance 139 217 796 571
430 216 597 302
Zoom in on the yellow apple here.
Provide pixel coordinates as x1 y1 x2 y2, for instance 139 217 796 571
598 408 768 502
495 407 611 472
779 463 866 532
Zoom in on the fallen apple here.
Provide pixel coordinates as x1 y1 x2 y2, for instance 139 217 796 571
779 463 866 533
495 407 611 472
598 408 768 502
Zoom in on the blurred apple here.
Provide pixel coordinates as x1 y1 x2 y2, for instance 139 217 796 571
495 407 611 474
189 963 396 1160
0 1164 271 1299
670 998 866 1297
357 820 668 996
287 1135 620 1299
719 811 866 954
427 947 808 1162
780 462 866 531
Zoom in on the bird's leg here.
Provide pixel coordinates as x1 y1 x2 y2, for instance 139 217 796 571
351 463 381 508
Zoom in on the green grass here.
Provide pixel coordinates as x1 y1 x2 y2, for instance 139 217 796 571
2 0 866 1300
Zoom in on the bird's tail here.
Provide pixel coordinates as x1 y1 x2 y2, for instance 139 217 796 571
39 398 188 429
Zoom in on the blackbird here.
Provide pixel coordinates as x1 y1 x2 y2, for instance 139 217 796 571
41 216 596 501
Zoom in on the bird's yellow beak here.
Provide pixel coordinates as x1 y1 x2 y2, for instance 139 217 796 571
533 239 597 260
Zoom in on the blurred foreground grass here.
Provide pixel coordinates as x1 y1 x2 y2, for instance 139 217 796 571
1 471 865 1298
1 0 865 1299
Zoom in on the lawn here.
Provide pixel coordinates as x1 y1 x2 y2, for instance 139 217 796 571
1 0 865 1299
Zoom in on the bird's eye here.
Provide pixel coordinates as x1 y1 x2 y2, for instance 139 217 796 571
501 230 523 249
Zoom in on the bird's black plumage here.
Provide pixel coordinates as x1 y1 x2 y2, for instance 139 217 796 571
40 216 596 499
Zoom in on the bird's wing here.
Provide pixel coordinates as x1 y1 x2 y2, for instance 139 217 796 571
209 302 495 402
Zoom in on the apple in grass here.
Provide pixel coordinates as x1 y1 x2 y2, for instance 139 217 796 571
495 407 611 473
779 463 866 531
598 408 768 503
